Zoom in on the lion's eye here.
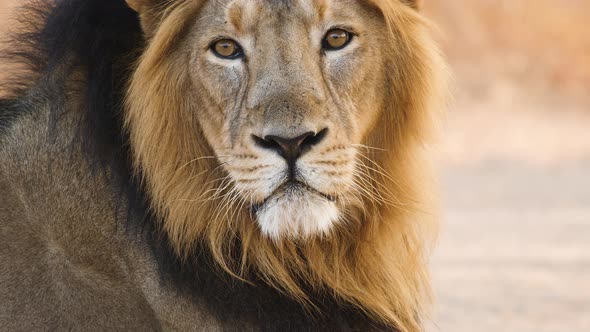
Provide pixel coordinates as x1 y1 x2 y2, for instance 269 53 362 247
211 39 243 59
322 29 353 51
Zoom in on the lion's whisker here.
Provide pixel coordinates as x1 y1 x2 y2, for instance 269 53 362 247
351 144 388 152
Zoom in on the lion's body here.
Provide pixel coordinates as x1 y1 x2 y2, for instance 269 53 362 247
0 103 165 330
0 0 446 331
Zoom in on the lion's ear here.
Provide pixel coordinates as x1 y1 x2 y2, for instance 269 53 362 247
126 0 153 13
126 0 165 36
403 0 424 11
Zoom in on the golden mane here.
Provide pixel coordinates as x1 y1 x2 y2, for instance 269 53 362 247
125 1 447 331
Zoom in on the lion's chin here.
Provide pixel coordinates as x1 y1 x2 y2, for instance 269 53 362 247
254 186 340 240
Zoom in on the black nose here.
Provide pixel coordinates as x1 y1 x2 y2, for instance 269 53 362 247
253 129 328 164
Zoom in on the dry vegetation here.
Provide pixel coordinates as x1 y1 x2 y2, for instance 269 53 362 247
422 0 590 167
426 0 590 104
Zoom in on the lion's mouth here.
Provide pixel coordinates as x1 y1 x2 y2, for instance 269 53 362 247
250 181 336 214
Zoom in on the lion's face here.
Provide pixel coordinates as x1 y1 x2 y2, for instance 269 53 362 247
188 0 387 239
127 0 443 328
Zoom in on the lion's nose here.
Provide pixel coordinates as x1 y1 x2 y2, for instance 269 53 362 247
253 128 328 164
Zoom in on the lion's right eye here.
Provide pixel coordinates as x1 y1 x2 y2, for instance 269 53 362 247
322 28 353 51
210 39 243 59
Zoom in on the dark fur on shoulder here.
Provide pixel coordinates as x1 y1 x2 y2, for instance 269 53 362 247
0 0 143 170
0 0 152 233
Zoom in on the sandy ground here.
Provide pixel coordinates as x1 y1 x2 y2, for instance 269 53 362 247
428 89 590 331
431 116 590 332
1 1 589 331
429 163 590 332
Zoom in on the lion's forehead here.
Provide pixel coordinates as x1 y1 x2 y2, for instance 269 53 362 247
225 0 326 20
205 0 370 32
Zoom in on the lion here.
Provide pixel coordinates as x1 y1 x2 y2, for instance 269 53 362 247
0 0 447 331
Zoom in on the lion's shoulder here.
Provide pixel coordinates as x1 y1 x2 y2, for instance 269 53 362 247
0 94 164 329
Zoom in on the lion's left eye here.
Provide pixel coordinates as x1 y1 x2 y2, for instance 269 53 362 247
322 29 353 51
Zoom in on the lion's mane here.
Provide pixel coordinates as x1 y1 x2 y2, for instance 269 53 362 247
125 1 447 331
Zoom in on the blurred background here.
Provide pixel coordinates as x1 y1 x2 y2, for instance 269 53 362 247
423 1 590 331
1 1 588 331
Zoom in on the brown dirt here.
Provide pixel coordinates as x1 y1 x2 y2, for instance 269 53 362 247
428 164 590 332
